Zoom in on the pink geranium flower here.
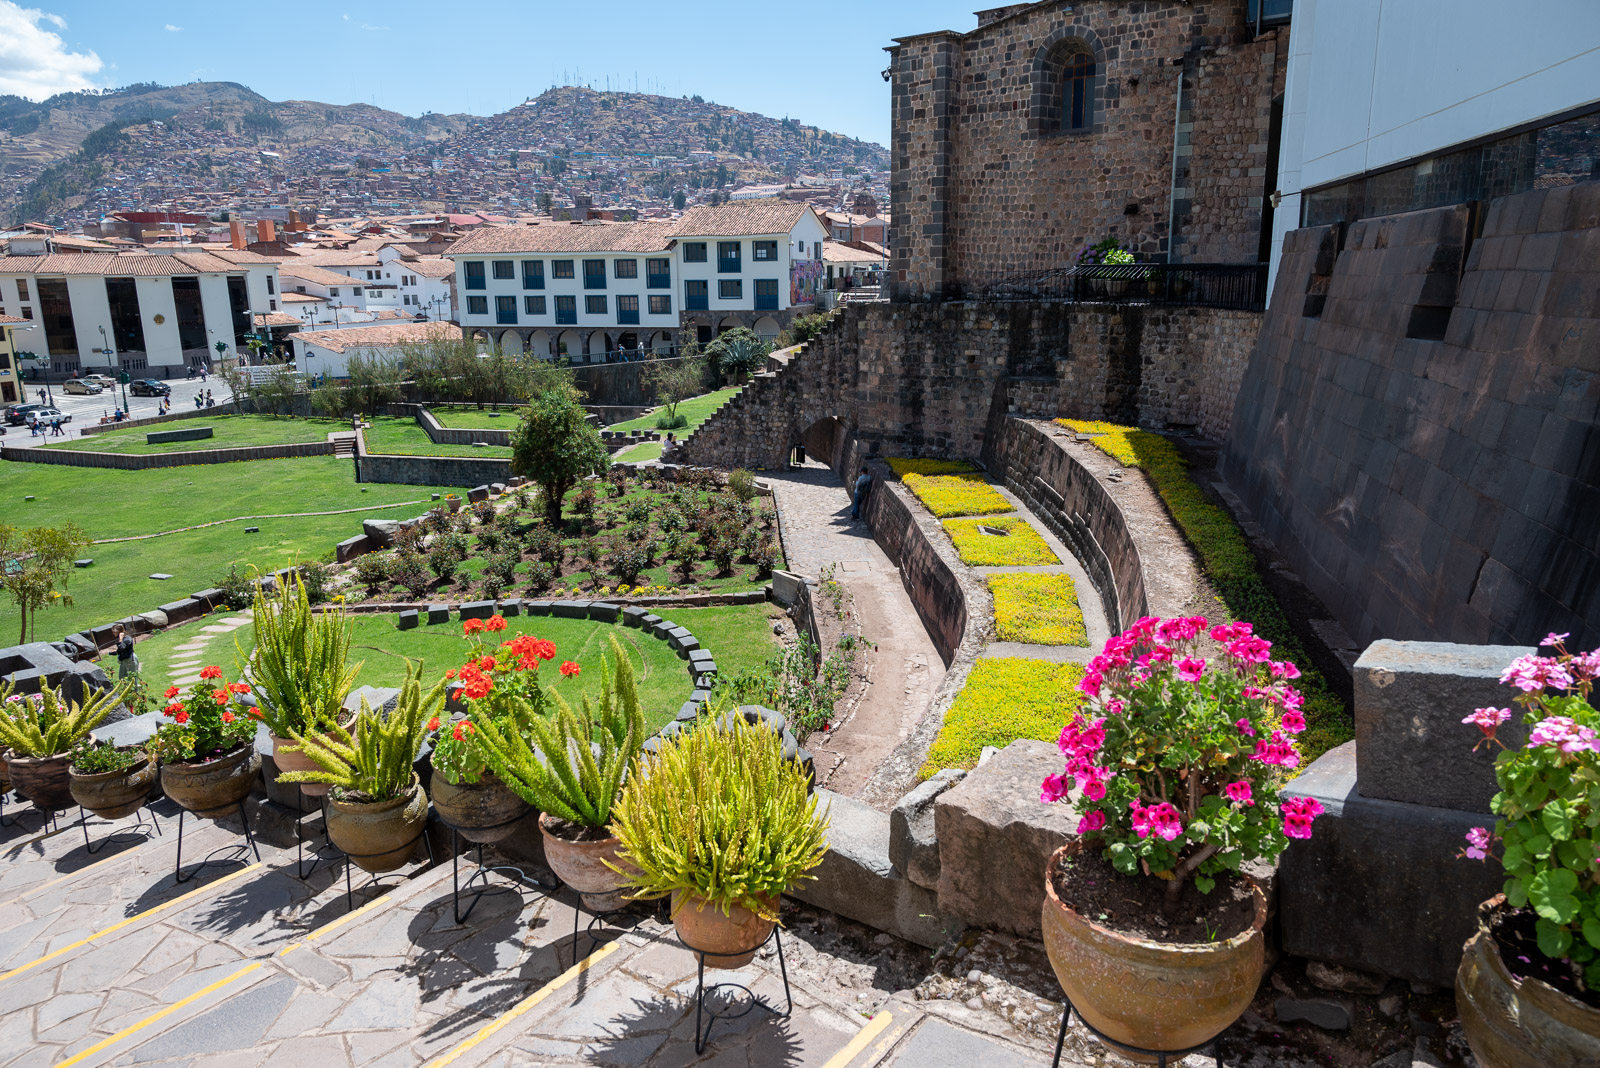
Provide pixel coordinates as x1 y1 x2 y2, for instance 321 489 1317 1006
1177 657 1206 682
1223 781 1254 806
1462 827 1493 860
1280 796 1323 839
1076 810 1106 835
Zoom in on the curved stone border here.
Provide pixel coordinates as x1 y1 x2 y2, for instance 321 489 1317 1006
1 440 334 470
352 425 512 487
416 406 514 447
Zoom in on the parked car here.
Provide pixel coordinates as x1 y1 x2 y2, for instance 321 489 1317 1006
62 379 104 395
129 378 171 397
26 407 70 426
4 403 45 426
81 374 117 389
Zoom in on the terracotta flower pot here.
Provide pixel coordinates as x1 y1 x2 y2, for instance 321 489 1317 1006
445 496 462 514
540 813 628 911
1457 896 1600 1067
1041 841 1267 1059
6 750 75 811
70 756 157 819
671 890 778 970
433 771 531 844
327 778 428 874
161 743 261 818
271 720 351 799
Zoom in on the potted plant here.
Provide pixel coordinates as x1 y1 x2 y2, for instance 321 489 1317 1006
1455 635 1600 1066
279 664 444 873
69 739 157 819
152 667 261 818
1077 238 1136 298
427 614 550 843
1038 615 1321 1054
1 681 127 811
238 575 361 799
444 493 463 514
474 634 646 909
610 713 829 968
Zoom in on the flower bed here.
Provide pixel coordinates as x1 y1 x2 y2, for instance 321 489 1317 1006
886 457 978 478
921 657 1086 775
1057 419 1351 762
942 516 1060 567
988 573 1087 646
902 473 1013 518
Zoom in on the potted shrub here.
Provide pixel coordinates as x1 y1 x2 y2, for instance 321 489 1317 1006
1 681 127 811
427 614 550 843
152 667 261 818
279 664 444 873
238 575 361 799
444 493 463 514
610 714 829 968
1455 635 1600 1066
1038 615 1322 1054
69 739 156 819
473 634 646 909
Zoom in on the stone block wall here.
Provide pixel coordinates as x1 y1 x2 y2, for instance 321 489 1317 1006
353 431 510 487
1224 184 1600 648
415 407 514 447
0 440 334 470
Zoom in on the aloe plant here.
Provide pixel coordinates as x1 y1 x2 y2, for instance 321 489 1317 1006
0 679 128 757
472 635 646 828
236 574 361 738
277 662 443 802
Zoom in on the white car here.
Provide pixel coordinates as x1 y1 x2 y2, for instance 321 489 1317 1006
26 407 70 426
82 374 117 389
62 379 104 395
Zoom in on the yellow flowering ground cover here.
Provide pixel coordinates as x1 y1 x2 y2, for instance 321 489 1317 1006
886 457 978 477
943 516 1060 566
1056 418 1351 762
921 657 1086 776
902 472 1013 518
988 572 1087 645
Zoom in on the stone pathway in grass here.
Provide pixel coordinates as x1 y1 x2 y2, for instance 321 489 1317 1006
165 610 253 686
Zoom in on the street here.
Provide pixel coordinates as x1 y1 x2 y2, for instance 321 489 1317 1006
2 374 234 449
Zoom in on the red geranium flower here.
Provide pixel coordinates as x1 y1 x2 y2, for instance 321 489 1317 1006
199 666 223 680
221 711 236 724
163 701 184 717
426 716 441 731
451 720 475 741
173 710 190 724
445 668 457 679
163 685 180 699
229 682 251 694
463 618 485 635
212 689 231 703
485 615 507 632
535 639 557 661
477 656 496 672
559 661 581 678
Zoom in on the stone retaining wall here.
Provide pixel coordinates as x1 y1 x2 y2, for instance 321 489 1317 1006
77 405 218 436
1 440 334 470
415 406 514 447
352 428 510 487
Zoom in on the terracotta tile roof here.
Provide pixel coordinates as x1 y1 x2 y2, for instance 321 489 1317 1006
400 257 456 278
280 264 365 287
0 313 28 324
443 220 678 256
0 251 247 275
671 199 815 237
291 320 457 354
285 250 382 267
253 313 303 327
207 250 281 264
822 241 889 263
280 292 327 303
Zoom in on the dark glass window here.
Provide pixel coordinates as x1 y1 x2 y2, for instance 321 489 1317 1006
1064 53 1094 131
492 260 515 280
583 259 606 288
614 259 638 279
682 242 707 263
717 241 741 272
555 295 577 324
585 295 607 315
467 295 488 315
719 279 743 299
522 260 544 289
685 280 708 310
754 279 779 310
524 295 546 315
753 240 778 261
552 259 575 279
496 296 517 324
617 295 640 324
648 295 671 315
464 261 485 289
646 258 671 288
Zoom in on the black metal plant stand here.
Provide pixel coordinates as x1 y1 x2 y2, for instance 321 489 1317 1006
676 925 792 1055
173 803 262 884
288 787 333 881
566 898 632 969
329 826 436 912
442 820 555 925
78 803 162 856
1051 995 1225 1068
0 790 60 832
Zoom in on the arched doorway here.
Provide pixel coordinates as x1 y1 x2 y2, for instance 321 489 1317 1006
649 331 673 355
717 316 743 335
499 329 524 355
753 316 780 342
529 329 553 359
557 329 582 359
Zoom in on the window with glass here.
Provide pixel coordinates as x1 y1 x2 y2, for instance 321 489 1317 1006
613 259 638 279
492 260 515 280
717 241 742 272
467 295 488 315
682 242 707 263
524 295 546 315
583 260 606 288
646 258 671 288
522 260 544 289
719 279 743 300
555 295 577 323
266 276 275 294
496 296 517 324
585 295 608 315
464 261 485 289
753 240 778 261
1063 52 1095 131
754 279 779 310
648 295 671 315
685 279 709 310
16 279 29 301
617 295 640 324
552 259 575 279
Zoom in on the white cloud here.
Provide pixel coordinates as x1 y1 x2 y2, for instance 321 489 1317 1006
359 22 389 30
0 2 102 100
164 23 181 32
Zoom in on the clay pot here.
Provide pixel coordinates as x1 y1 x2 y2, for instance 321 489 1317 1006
1457 896 1600 1067
327 778 428 874
433 771 531 844
1041 841 1267 1060
161 743 261 818
539 813 628 911
271 722 349 799
6 750 74 811
70 755 157 819
671 890 778 970
445 495 462 514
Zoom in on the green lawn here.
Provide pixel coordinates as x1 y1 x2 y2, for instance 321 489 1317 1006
605 388 742 433
41 414 347 455
430 406 524 430
0 457 462 642
613 440 664 463
363 416 513 458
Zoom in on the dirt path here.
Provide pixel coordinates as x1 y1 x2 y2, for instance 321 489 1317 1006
767 463 946 801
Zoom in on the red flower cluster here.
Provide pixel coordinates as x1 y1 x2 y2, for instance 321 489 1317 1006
463 614 510 636
199 665 223 680
559 661 581 678
451 720 475 741
457 663 494 700
500 634 557 671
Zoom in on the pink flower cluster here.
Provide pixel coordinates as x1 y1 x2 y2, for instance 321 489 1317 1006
1461 706 1511 749
1131 800 1184 841
1501 654 1576 693
1249 730 1300 768
1223 781 1255 806
1041 714 1114 804
1280 796 1323 839
1462 827 1494 861
1528 715 1600 754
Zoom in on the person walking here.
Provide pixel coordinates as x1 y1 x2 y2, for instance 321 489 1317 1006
851 465 872 521
37 387 45 404
51 418 63 437
112 624 140 680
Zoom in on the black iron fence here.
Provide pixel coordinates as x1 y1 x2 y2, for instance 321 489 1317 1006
975 262 1269 312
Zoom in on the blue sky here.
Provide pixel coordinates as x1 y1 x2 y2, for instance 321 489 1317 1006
0 1 988 147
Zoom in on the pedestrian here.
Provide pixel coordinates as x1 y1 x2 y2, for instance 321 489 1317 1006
37 387 45 404
200 367 208 383
112 624 140 680
206 389 214 407
851 465 871 521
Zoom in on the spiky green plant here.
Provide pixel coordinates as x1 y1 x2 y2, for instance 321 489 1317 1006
277 662 443 802
472 634 645 827
0 678 128 757
609 713 829 921
237 574 362 738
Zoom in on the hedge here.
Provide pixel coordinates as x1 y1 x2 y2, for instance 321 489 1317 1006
943 516 1060 567
921 657 1086 776
903 472 1013 518
988 572 1087 646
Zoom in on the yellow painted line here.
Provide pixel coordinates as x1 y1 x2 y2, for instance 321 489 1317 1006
11 824 70 850
424 941 621 1068
820 1012 896 1068
862 1020 907 1065
276 892 394 956
14 843 147 903
0 862 263 984
50 961 264 1068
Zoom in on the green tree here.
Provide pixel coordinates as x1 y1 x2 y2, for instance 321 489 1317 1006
642 356 706 425
511 389 609 525
704 327 770 384
344 350 405 414
0 524 92 643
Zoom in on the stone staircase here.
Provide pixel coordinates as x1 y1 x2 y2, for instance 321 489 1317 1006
328 431 357 458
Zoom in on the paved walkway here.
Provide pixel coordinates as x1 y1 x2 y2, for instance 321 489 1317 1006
767 463 946 799
164 612 253 688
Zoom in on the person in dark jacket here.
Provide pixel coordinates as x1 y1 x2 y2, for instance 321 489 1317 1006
112 623 140 680
851 466 871 520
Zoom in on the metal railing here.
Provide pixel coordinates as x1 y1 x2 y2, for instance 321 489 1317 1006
975 262 1268 312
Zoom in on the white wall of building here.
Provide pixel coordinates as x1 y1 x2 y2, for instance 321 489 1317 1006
135 276 183 367
64 275 114 371
196 274 238 361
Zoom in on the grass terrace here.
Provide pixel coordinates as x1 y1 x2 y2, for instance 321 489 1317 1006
429 406 524 430
922 657 1086 776
362 416 514 458
611 387 743 462
988 573 1087 645
886 457 979 478
40 414 347 454
902 472 1013 518
942 516 1060 567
